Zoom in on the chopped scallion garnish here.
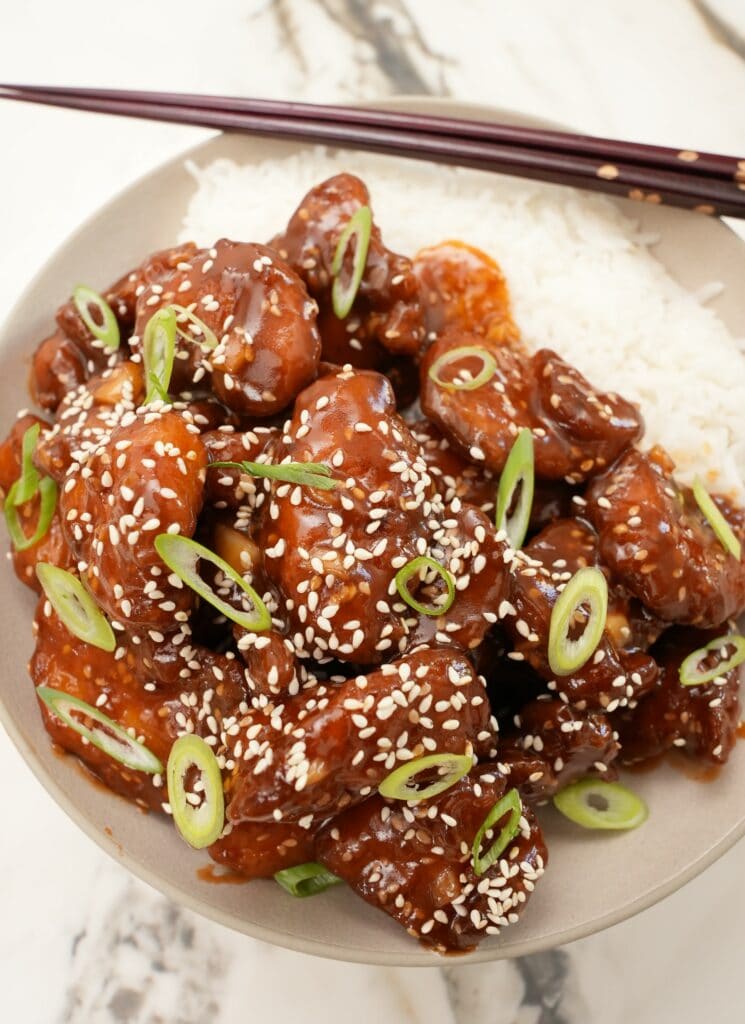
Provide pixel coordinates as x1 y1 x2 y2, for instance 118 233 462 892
692 478 742 560
472 788 522 876
154 534 271 632
553 779 648 831
547 566 608 676
378 752 473 803
275 862 342 898
170 304 218 350
496 428 535 549
36 563 116 651
331 205 372 319
679 634 745 687
143 306 177 404
72 285 120 350
37 686 162 773
210 459 338 491
13 423 41 506
167 735 225 849
427 345 497 392
394 555 455 617
5 476 57 551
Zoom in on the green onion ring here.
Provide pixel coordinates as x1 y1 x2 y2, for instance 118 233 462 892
143 307 177 404
37 686 163 774
495 428 535 549
472 788 522 876
169 304 218 350
167 735 225 849
275 862 342 898
72 285 120 350
427 345 497 392
378 752 472 803
679 634 745 687
210 459 338 491
5 477 57 551
547 566 608 676
36 563 116 652
394 555 455 617
553 779 648 831
692 478 742 560
331 205 372 319
13 423 41 506
154 534 271 632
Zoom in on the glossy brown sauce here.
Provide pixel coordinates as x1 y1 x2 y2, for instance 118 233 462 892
196 864 248 886
625 751 722 783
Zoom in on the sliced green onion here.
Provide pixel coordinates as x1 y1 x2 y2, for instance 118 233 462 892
679 634 745 687
37 686 162 773
547 566 608 676
72 285 120 350
170 304 218 350
210 459 338 491
275 862 342 898
154 534 271 632
36 563 115 652
472 788 522 876
427 345 497 392
553 779 648 831
143 306 177 403
331 205 372 319
496 428 535 549
5 476 57 551
13 423 41 506
394 555 455 617
378 752 472 803
167 735 225 849
692 478 742 560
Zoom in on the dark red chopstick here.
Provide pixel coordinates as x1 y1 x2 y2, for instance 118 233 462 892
5 83 744 185
2 84 744 219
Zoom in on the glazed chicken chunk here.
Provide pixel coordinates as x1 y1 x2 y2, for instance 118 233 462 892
133 240 321 416
585 447 745 627
272 172 426 365
499 519 659 709
225 646 497 825
58 408 208 631
421 337 643 484
316 764 546 953
256 366 509 664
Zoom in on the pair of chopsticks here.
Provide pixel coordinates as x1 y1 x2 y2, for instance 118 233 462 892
2 84 744 219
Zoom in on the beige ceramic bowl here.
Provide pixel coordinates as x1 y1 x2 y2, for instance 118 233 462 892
1 99 744 965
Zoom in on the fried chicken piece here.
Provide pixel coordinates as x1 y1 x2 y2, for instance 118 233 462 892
256 367 508 663
316 764 546 953
272 173 426 365
585 447 745 628
225 646 496 824
421 337 642 484
30 601 246 810
132 240 321 416
616 627 742 767
413 240 520 345
28 244 198 412
209 821 316 879
500 520 659 709
497 698 620 802
58 408 207 631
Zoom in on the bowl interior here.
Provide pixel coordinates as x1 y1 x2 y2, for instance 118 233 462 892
2 100 745 965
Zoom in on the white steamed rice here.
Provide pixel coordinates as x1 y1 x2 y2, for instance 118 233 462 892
180 148 745 500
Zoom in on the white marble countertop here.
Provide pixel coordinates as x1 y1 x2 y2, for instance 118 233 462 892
2 2 745 1021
